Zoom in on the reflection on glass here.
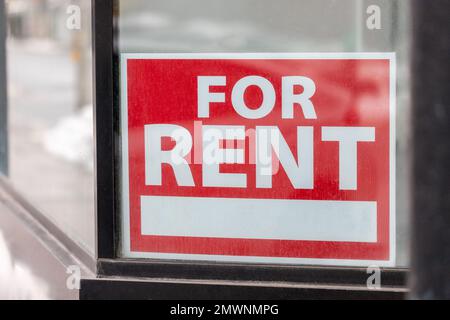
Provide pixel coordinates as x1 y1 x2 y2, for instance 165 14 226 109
117 0 411 266
6 0 94 254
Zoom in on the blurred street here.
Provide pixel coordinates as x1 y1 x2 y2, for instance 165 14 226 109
7 37 94 254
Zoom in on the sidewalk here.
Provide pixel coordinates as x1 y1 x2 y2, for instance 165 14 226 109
0 185 78 299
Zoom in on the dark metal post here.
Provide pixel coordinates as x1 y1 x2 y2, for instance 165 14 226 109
410 0 450 299
92 0 115 259
0 0 8 175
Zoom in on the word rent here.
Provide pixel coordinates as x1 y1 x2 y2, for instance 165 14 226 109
145 75 375 191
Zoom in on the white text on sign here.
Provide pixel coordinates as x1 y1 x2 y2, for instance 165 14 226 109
145 75 375 190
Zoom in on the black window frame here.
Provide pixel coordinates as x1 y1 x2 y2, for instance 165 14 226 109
92 0 408 299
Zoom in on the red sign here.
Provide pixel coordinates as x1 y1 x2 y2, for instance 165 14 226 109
120 53 395 266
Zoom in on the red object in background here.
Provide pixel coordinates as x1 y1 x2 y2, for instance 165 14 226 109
120 53 395 266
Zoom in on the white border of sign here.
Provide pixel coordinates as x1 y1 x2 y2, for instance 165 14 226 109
119 52 396 267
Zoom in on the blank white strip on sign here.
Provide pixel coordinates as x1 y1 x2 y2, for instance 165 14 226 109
141 196 377 243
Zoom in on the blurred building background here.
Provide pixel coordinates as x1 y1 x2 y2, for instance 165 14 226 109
5 0 95 263
7 0 92 109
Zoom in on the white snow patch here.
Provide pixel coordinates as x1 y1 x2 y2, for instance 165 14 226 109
43 106 94 172
0 231 49 300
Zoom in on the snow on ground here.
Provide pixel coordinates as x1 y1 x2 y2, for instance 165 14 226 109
0 231 49 300
43 106 94 172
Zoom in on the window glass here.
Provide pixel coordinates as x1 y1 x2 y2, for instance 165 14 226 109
118 0 411 267
6 0 95 254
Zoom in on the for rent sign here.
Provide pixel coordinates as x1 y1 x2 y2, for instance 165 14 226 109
120 53 395 266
